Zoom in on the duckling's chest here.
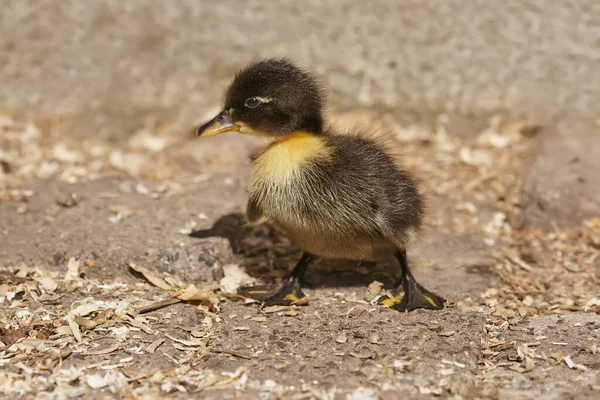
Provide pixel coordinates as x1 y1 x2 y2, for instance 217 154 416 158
248 132 331 201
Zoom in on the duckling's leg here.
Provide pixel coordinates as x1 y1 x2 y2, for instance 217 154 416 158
237 252 314 305
381 249 445 312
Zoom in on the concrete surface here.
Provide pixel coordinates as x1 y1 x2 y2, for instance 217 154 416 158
2 0 599 132
1 2 600 399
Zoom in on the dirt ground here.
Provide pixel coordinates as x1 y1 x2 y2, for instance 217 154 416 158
1 107 599 400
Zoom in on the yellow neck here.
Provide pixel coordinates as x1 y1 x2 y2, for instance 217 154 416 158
249 131 332 188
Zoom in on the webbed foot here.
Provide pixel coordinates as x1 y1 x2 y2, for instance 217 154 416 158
380 249 445 312
380 272 445 312
238 276 307 306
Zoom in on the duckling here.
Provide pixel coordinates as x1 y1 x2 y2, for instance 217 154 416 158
196 58 444 312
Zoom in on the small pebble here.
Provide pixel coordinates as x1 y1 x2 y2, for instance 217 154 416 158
336 333 347 344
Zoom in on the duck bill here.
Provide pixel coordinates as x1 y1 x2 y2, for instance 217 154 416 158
196 110 240 137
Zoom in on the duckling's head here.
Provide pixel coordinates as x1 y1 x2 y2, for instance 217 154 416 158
197 59 324 138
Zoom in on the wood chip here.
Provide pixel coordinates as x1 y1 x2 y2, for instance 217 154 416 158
65 316 82 342
36 276 58 292
439 330 456 337
129 263 173 291
524 356 536 372
145 339 165 354
210 348 252 360
263 305 287 314
233 327 250 331
171 283 220 310
65 258 80 281
74 315 99 329
349 351 374 359
552 352 565 362
369 333 380 344
507 255 534 272
136 298 182 314
86 343 121 355
336 333 347 344
15 264 30 278
166 334 206 347
563 355 589 371
109 205 137 218
365 280 384 301
172 343 200 352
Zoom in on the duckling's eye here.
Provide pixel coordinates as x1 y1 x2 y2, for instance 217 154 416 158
244 97 261 109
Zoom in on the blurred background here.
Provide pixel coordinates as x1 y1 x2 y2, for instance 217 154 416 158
2 0 599 134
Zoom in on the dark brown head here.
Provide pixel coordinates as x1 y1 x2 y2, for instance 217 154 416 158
197 59 324 138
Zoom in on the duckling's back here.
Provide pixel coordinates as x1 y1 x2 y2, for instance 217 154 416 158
248 132 423 260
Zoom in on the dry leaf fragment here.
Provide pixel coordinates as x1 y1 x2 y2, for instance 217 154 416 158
36 276 58 292
109 205 137 218
0 326 29 348
393 359 413 372
146 338 165 354
15 264 30 278
439 330 456 337
441 360 466 369
122 315 153 334
551 351 565 362
56 193 78 208
129 263 173 290
263 305 287 314
459 147 493 166
71 302 113 317
524 356 536 372
219 264 258 293
172 342 200 352
563 355 589 371
365 280 384 301
92 309 114 325
583 297 600 312
136 298 181 314
419 386 442 396
74 315 98 329
349 351 374 359
73 309 114 329
54 325 73 337
477 130 511 148
86 343 121 355
65 316 82 342
171 283 219 310
65 258 80 281
166 334 206 347
369 333 380 344
210 348 252 360
250 316 267 322
86 374 108 389
336 333 347 344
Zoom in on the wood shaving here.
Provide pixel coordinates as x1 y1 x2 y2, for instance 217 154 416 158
365 280 384 301
563 355 589 371
145 339 165 354
129 263 173 291
64 257 80 281
86 343 121 355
